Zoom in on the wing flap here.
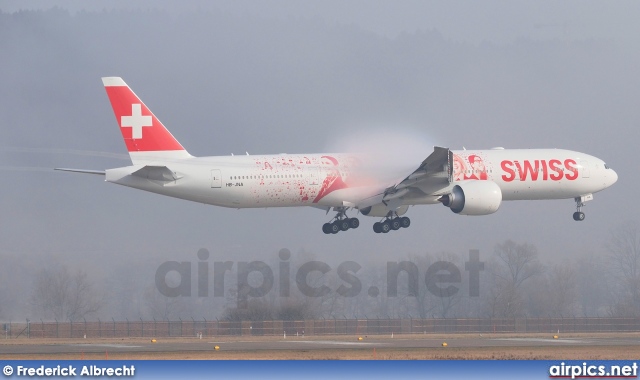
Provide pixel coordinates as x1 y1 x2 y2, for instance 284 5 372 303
353 146 452 210
375 147 450 193
390 146 450 192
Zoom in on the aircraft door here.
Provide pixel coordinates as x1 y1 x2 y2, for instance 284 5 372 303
310 166 321 185
211 169 222 188
447 149 453 182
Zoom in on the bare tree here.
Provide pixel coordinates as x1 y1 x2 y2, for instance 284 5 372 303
31 266 101 321
527 264 579 317
485 240 544 317
428 252 465 318
494 240 544 288
142 284 188 320
483 278 520 318
379 254 435 318
544 265 578 317
575 254 608 316
606 221 640 316
223 299 273 321
276 298 314 320
222 297 314 321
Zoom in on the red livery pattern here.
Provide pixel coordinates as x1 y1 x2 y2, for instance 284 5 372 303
103 85 185 152
452 153 490 181
244 154 354 205
313 155 348 203
501 159 578 182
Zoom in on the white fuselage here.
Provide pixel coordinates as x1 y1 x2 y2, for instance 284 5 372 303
56 77 617 232
105 148 618 212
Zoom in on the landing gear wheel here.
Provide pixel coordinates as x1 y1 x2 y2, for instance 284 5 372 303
373 222 382 233
322 207 358 235
380 220 391 233
400 217 411 228
573 196 588 222
390 218 401 230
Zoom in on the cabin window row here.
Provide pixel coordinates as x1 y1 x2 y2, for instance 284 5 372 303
229 174 304 180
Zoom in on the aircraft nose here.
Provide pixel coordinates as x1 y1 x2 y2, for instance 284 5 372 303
610 168 618 186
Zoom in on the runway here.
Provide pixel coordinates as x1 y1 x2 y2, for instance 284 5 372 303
2 334 640 358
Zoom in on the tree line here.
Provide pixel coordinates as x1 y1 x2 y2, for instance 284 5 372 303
2 222 635 321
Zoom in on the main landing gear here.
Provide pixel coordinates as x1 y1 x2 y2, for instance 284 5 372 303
373 213 411 234
573 197 586 221
322 208 360 234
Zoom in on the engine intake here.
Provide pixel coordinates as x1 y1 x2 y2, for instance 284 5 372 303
439 181 502 215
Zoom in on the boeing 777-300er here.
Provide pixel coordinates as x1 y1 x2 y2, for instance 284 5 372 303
56 77 618 234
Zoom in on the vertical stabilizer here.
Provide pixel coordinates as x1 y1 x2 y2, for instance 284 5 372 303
102 77 192 164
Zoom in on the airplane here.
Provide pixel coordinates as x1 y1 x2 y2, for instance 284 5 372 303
56 77 618 234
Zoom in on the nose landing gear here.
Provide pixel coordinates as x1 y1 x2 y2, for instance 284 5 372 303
572 195 592 221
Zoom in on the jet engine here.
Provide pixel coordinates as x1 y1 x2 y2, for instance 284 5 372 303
439 181 502 215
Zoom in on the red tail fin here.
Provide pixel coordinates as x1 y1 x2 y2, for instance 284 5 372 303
102 77 191 163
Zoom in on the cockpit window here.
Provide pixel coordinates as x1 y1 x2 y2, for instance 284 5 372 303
604 163 610 169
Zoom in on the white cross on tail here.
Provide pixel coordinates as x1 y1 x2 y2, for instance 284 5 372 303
121 104 152 139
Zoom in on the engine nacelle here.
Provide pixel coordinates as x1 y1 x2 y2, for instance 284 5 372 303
439 181 502 215
360 204 409 217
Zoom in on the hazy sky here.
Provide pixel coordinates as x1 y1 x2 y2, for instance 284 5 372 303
1 1 638 319
5 0 640 46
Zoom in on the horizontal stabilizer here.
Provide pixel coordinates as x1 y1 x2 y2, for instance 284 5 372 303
54 168 105 175
131 165 181 181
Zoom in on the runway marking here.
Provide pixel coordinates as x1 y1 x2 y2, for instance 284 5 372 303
491 338 587 344
288 340 386 346
65 344 143 349
207 340 389 346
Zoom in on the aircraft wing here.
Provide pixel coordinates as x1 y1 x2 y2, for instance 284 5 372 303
355 146 451 209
